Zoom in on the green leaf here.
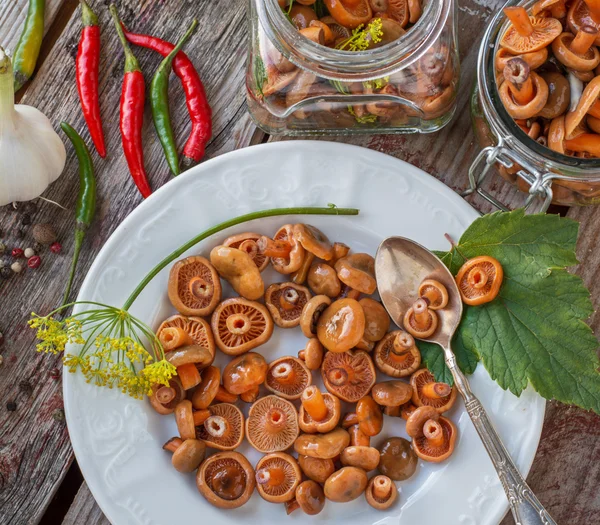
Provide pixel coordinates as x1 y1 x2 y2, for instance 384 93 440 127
435 209 600 414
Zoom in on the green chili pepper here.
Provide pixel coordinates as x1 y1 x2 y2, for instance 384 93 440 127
150 19 198 176
13 0 46 91
60 122 97 306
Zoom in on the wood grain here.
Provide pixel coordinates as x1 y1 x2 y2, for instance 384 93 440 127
61 483 110 525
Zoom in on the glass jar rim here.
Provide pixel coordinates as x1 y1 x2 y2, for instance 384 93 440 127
478 0 600 175
257 0 451 81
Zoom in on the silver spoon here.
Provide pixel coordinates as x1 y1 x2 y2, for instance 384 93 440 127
375 236 556 525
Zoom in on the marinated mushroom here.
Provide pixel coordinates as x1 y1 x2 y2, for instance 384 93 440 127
299 386 342 433
371 380 413 407
192 365 221 410
404 298 438 339
149 377 185 415
317 298 366 353
210 245 264 300
334 253 377 294
499 58 549 120
365 475 398 510
255 452 302 503
222 352 268 395
211 298 274 356
197 403 245 450
341 426 380 471
298 337 324 370
418 279 449 310
455 256 504 306
175 399 196 440
223 232 270 272
378 437 418 481
291 252 315 285
157 315 216 363
271 224 306 274
330 241 350 265
196 451 255 509
359 298 391 342
263 67 300 98
265 282 311 328
299 295 331 338
371 0 409 27
290 3 319 28
324 466 368 502
495 46 548 71
293 224 335 260
553 26 600 71
307 263 342 297
565 75 600 136
410 368 457 413
266 356 312 400
168 256 222 317
298 455 336 483
356 396 383 437
163 437 206 473
500 6 562 54
246 395 300 453
294 480 326 515
294 427 350 459
321 350 376 403
166 345 213 390
538 71 571 119
374 330 421 378
406 406 457 463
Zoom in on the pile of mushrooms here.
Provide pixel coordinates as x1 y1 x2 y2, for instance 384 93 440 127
258 0 457 125
496 1 600 158
150 222 461 515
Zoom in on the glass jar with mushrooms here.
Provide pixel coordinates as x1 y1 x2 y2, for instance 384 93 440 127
247 0 459 134
149 222 462 516
471 0 600 208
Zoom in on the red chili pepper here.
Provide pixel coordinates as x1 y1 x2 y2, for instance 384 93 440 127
123 26 212 169
110 6 152 198
76 1 106 158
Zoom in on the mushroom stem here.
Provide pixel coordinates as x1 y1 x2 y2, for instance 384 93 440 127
422 382 452 399
215 385 239 403
349 424 371 447
238 239 259 259
272 362 297 385
279 288 301 310
257 236 292 258
412 299 431 329
204 415 231 439
256 466 286 487
225 313 252 335
383 405 402 417
163 437 183 453
159 326 193 351
550 0 566 18
588 99 600 118
291 252 315 285
193 409 211 426
371 475 393 501
571 26 598 55
391 331 415 363
423 419 445 448
301 386 328 421
504 58 535 106
408 0 422 23
528 121 542 140
240 385 260 403
156 386 176 404
265 407 288 434
503 6 534 37
401 403 417 420
327 366 352 387
564 134 600 156
468 267 489 289
285 498 300 515
584 0 600 24
342 412 359 428
421 288 441 306
189 276 212 300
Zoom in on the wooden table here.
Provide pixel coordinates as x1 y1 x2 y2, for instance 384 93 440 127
0 1 598 523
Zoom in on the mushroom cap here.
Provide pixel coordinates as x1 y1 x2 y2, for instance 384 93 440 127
299 392 341 433
192 365 221 410
211 298 274 356
266 356 312 400
265 282 312 328
374 331 421 378
246 395 300 453
293 224 335 260
410 369 457 413
500 15 562 54
294 428 350 459
298 455 336 483
301 338 324 370
365 475 398 510
552 31 600 71
340 446 381 471
403 300 439 339
224 232 270 272
307 262 342 298
418 279 449 310
168 256 222 317
566 75 600 137
165 344 213 369
356 396 384 437
324 0 372 29
378 437 418 481
405 405 439 438
157 315 216 363
210 245 264 300
149 377 185 415
549 115 567 153
359 298 391 342
324 466 368 502
317 298 366 353
495 46 548 72
263 67 300 97
334 253 377 294
222 352 268 395
538 71 571 120
321 350 376 403
300 295 331 338
197 403 245 450
255 452 302 503
196 451 255 509
568 0 600 46
172 439 206 473
272 224 306 274
295 480 326 516
455 255 504 306
413 416 457 463
371 380 413 407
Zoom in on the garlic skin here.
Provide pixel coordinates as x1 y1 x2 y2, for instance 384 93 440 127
0 47 66 207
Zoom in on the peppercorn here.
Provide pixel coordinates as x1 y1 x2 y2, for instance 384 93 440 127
21 214 32 226
12 248 24 258
27 256 41 269
11 262 23 273
17 226 27 239
24 247 35 258
33 242 43 252
32 223 57 245
0 242 5 254
50 368 60 379
50 242 62 254
6 401 16 412
53 408 65 422
0 267 11 279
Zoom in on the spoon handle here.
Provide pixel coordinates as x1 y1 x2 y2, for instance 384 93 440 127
444 349 556 525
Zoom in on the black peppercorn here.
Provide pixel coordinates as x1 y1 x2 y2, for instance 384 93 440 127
53 408 65 421
33 242 43 252
17 226 27 239
0 267 11 279
6 401 16 412
21 214 32 226
19 379 32 395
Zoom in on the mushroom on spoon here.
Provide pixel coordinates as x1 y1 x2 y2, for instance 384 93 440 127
375 236 556 525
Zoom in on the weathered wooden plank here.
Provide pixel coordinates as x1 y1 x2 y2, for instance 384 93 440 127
0 0 255 523
61 483 110 525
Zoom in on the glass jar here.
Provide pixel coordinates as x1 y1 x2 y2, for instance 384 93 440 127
470 0 600 210
246 0 460 135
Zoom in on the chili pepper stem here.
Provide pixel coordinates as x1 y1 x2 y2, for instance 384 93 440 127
80 0 98 26
109 5 141 74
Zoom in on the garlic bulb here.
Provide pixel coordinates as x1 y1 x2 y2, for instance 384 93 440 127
0 47 65 206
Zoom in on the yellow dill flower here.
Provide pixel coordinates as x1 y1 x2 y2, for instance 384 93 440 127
336 18 383 52
348 106 378 124
29 315 69 354
140 359 177 388
363 76 390 90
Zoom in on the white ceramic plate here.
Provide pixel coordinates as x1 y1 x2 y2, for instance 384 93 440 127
64 141 545 525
